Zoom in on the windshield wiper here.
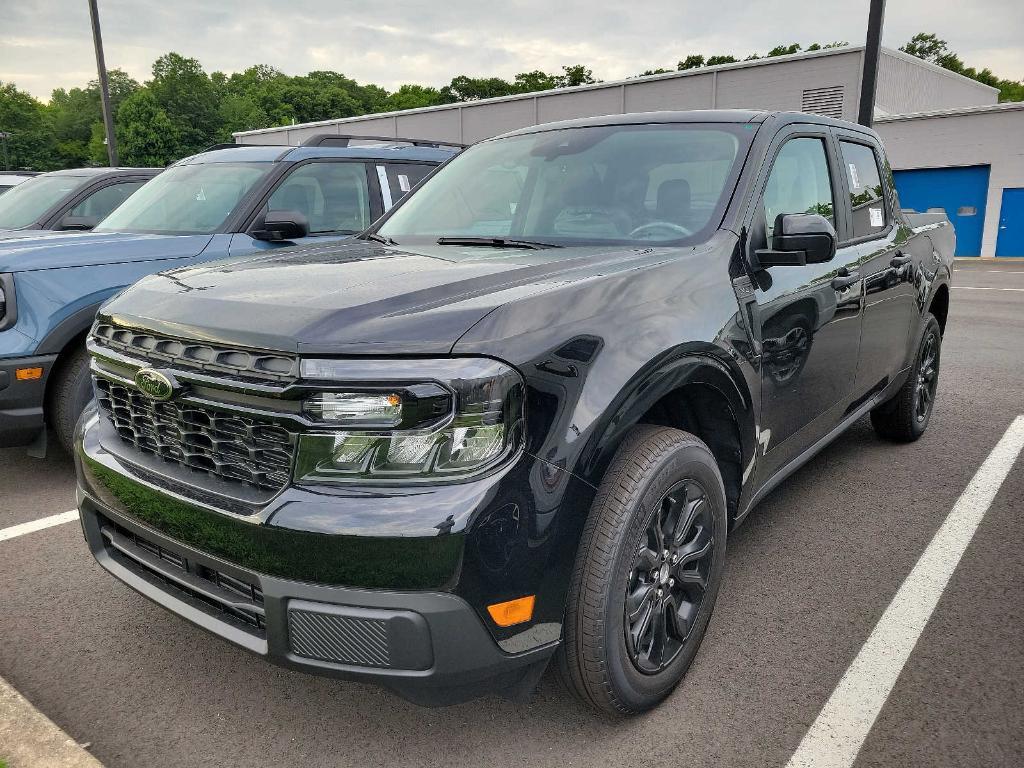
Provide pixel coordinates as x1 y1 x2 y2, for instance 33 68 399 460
436 236 561 250
364 232 397 245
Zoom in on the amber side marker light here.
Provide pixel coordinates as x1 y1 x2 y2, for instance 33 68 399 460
15 367 43 381
487 595 535 627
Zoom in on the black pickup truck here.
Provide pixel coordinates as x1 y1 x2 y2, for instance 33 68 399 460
75 110 954 714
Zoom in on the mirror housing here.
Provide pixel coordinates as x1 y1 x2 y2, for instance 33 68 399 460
754 213 836 268
57 215 98 231
252 210 310 241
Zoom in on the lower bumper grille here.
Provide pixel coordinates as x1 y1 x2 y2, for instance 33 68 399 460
94 377 294 493
99 517 266 636
289 609 391 667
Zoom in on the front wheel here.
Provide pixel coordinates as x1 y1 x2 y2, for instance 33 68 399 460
556 425 728 714
49 344 93 454
870 314 942 442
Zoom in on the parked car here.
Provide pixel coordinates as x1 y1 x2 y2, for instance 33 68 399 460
0 171 39 196
74 111 953 713
0 137 458 453
0 167 160 237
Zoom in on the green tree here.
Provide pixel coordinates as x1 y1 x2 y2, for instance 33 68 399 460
555 64 598 87
677 55 705 70
512 70 559 93
115 89 178 166
706 55 739 66
0 82 56 170
900 32 1024 102
383 84 450 111
442 75 516 101
767 44 802 57
149 53 220 155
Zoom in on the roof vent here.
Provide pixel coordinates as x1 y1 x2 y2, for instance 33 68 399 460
801 85 845 119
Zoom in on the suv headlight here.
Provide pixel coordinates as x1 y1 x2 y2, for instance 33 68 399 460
293 357 524 483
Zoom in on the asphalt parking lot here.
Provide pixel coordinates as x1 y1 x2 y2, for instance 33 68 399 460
1 260 1022 768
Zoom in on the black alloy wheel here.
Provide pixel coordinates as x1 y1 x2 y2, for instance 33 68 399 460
915 329 939 423
624 479 714 674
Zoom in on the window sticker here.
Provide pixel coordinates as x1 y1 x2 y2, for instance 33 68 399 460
398 174 411 193
869 207 883 228
848 163 861 189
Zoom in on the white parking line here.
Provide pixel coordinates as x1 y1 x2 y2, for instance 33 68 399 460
0 510 79 543
785 415 1024 768
952 286 1024 292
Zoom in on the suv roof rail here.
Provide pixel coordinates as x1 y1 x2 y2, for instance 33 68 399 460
203 143 253 152
299 133 466 150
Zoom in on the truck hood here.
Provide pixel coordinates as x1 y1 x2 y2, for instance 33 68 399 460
0 231 214 272
99 239 676 355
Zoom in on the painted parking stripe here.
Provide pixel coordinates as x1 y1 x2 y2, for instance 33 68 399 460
785 415 1024 768
952 286 1024 292
0 510 79 543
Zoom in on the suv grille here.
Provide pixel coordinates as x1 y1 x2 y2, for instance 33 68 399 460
92 323 298 383
95 377 294 493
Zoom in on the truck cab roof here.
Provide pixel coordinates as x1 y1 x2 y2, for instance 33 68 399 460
176 144 457 166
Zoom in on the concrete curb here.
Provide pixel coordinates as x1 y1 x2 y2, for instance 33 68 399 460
0 676 103 768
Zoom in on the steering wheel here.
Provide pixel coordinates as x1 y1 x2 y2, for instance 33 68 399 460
628 221 693 240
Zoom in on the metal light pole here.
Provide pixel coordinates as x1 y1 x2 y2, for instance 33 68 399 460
87 0 119 166
858 0 886 127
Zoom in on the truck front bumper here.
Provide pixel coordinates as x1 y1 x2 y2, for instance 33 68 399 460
74 412 559 706
0 353 56 447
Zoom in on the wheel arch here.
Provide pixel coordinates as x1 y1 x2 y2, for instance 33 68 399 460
574 349 756 526
928 282 950 335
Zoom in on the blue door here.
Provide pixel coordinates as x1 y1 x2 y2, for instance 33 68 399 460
996 188 1024 257
893 165 990 257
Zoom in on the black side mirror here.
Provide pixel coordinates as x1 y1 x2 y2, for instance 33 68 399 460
57 215 98 231
754 213 836 268
252 209 310 242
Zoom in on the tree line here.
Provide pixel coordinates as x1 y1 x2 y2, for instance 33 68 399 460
0 33 1019 171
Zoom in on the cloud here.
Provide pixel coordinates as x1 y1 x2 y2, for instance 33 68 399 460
1 0 1021 100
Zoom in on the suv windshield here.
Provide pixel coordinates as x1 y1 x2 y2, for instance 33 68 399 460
377 123 752 247
95 162 269 235
0 174 91 229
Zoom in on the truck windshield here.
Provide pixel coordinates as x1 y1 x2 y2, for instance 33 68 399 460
0 174 91 229
377 123 752 247
95 162 269 235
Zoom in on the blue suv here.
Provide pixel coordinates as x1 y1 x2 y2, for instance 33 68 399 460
0 135 458 453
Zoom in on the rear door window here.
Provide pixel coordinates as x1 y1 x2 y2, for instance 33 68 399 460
267 162 370 234
839 141 886 239
383 163 435 205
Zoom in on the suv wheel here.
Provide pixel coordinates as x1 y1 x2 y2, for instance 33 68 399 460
556 424 727 714
49 343 93 454
870 314 942 442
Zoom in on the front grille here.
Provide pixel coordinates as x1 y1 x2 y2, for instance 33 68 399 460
95 377 294 493
289 609 391 667
101 517 266 636
92 322 298 383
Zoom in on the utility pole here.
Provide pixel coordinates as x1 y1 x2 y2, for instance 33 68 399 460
87 0 119 166
858 0 886 127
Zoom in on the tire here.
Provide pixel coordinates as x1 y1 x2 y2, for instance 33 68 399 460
870 314 942 443
556 424 728 714
49 343 93 454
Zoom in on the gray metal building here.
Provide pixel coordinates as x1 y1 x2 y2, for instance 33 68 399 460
235 46 1024 257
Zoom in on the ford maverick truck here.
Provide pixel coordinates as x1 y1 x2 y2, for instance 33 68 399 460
75 111 953 713
0 137 457 453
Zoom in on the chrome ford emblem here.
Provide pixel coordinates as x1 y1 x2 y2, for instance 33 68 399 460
134 368 176 401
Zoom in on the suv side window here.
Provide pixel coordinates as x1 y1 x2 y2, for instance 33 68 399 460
68 180 145 221
839 141 886 239
267 162 370 234
762 137 835 240
384 163 434 204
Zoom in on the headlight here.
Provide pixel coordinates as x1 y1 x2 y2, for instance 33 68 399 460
293 358 524 483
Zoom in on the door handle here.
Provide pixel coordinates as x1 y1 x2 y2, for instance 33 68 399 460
832 271 861 291
890 254 912 268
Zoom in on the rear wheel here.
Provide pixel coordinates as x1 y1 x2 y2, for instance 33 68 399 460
49 343 93 453
556 425 728 714
870 314 942 442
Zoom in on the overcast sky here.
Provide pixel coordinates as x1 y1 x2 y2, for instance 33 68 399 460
2 0 1022 100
